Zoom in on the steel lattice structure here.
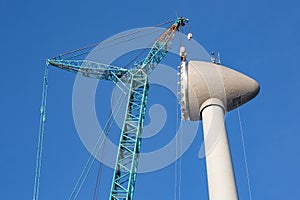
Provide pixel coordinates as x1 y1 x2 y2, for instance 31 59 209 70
46 17 188 200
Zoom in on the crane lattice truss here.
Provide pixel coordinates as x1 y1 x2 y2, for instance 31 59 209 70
46 17 188 200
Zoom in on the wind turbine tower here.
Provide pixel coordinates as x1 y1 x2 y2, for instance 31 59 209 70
179 50 259 200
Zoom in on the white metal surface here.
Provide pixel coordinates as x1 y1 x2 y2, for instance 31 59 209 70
201 98 238 200
180 60 260 121
179 61 190 120
178 60 260 199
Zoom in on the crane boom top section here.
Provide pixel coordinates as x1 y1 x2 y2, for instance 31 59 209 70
46 17 188 83
135 17 188 75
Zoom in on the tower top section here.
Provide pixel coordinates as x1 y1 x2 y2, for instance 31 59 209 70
179 61 260 121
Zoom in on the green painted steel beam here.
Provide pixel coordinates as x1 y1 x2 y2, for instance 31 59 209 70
46 58 130 94
110 73 149 200
46 59 128 81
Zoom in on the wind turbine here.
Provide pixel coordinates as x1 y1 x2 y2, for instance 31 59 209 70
179 49 259 200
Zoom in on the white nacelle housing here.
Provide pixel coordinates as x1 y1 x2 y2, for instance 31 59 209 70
179 60 259 121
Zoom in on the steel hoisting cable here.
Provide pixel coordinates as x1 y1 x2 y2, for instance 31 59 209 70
123 34 160 69
178 31 184 200
92 113 112 200
68 108 115 200
58 20 174 59
64 29 162 60
237 107 253 200
174 101 178 200
68 106 119 199
69 96 125 200
175 30 184 200
178 121 183 200
93 162 102 200
174 70 180 200
93 91 116 200
33 65 49 200
68 87 127 200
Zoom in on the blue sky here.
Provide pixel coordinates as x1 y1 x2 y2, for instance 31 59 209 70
1 0 300 199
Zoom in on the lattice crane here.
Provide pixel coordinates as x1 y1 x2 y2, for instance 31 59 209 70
39 17 189 200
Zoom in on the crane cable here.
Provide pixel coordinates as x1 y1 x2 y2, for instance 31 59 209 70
64 29 162 60
68 86 127 200
58 20 174 59
32 64 49 200
69 98 123 200
178 122 183 200
178 25 185 200
174 78 179 200
69 94 124 199
237 107 253 200
92 108 112 200
93 90 116 200
93 154 104 200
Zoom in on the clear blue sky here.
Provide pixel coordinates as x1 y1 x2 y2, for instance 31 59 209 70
1 0 299 199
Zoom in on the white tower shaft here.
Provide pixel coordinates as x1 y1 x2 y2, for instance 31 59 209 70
201 99 238 200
